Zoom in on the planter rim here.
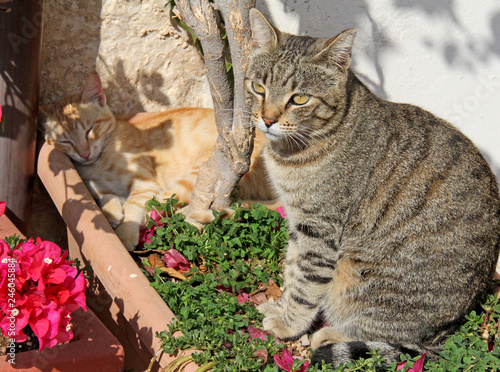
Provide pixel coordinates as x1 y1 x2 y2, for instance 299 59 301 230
37 140 199 370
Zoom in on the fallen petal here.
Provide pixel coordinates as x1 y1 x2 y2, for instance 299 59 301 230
164 248 190 271
247 326 269 341
254 348 268 364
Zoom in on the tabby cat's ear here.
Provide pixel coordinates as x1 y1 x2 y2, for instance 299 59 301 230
249 8 279 52
313 29 357 72
82 72 106 107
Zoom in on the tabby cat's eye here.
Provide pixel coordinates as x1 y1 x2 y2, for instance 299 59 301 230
291 94 310 105
252 81 265 95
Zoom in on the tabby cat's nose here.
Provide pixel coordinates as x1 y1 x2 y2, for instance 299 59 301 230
263 117 277 128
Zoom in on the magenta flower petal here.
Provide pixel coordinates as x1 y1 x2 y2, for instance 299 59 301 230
247 326 268 341
298 361 310 372
150 210 165 225
276 206 287 219
409 353 426 372
396 353 426 372
396 360 406 370
0 201 5 217
0 308 30 342
31 317 51 339
164 249 190 271
274 348 294 371
274 354 291 371
237 291 250 304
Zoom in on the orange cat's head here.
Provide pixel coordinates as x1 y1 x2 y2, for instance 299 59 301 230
39 73 115 165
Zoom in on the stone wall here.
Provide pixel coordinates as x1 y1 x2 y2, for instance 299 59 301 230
40 0 212 113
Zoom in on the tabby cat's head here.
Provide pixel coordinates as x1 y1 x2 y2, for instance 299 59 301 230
245 9 356 151
40 73 115 165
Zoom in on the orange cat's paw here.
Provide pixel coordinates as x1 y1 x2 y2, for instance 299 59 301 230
100 196 124 228
115 222 140 251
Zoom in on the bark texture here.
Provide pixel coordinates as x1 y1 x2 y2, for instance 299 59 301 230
174 0 257 215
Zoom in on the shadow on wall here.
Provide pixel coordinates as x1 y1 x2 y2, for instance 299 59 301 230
97 59 170 114
40 0 103 105
257 0 500 97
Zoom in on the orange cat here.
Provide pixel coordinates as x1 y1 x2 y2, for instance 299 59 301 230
40 73 274 251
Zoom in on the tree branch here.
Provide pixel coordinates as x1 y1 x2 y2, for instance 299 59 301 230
215 0 256 174
175 0 258 215
174 0 233 130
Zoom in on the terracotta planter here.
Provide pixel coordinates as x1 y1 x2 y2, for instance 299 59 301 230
37 114 201 371
0 308 124 372
0 214 124 371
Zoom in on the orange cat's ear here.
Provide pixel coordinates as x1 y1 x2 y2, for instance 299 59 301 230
82 72 106 107
313 29 357 72
249 9 279 52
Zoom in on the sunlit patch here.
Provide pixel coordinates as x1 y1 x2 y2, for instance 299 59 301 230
63 104 77 115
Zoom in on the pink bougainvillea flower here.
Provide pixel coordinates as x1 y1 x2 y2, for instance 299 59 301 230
0 221 87 351
274 348 309 372
0 201 5 217
164 248 190 271
52 310 73 346
29 306 63 350
137 209 166 249
276 206 287 219
44 265 87 312
396 353 427 372
0 307 30 343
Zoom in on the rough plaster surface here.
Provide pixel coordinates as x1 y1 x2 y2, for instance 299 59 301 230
40 0 211 113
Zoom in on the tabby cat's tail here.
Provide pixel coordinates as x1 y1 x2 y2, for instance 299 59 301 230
311 341 441 367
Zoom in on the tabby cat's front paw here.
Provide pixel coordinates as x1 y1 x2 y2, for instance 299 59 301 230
258 302 299 340
261 314 300 340
257 301 284 318
115 222 140 251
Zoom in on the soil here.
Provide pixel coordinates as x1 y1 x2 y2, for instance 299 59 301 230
0 326 39 356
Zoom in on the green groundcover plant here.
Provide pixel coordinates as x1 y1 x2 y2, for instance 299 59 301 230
138 197 500 372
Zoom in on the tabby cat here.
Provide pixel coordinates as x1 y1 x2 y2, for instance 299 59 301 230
246 9 500 367
40 73 273 251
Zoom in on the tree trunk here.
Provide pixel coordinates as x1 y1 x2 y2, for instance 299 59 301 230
174 0 256 218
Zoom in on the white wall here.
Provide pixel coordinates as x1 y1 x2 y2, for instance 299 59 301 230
256 0 500 180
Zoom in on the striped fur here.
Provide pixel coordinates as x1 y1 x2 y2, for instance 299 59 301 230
40 73 274 251
246 9 500 367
